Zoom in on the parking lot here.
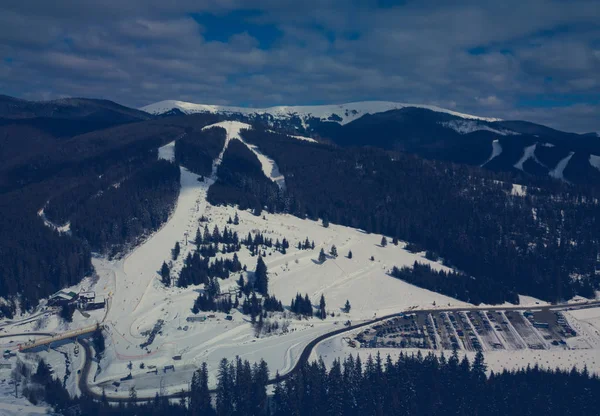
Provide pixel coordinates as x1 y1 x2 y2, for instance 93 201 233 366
352 308 582 352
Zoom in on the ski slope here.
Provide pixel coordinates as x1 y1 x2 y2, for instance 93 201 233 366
141 100 501 125
549 152 574 180
514 144 540 171
481 139 502 167
204 121 286 190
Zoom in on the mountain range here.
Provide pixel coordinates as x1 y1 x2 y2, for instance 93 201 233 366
141 98 600 184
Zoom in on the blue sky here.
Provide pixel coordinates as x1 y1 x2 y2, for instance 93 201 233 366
0 0 599 132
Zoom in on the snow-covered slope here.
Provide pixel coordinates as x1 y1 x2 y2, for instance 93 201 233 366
202 121 286 189
141 100 501 125
514 144 546 171
440 120 513 135
481 140 502 167
590 154 600 172
549 152 574 180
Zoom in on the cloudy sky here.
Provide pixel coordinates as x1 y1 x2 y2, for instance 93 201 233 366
1 0 599 132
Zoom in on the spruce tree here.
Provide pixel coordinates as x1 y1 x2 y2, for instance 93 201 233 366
348 250 353 259
160 261 170 287
319 248 327 263
171 241 181 260
322 216 329 228
381 236 387 247
344 299 351 313
319 294 326 319
330 245 338 257
255 256 268 295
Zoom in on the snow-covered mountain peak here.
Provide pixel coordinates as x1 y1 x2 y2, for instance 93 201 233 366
140 100 501 124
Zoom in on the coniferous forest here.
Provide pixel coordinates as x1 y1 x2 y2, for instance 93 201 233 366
238 128 599 304
27 351 600 416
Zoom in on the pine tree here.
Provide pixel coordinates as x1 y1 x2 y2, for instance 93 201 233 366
319 294 326 319
392 236 399 246
234 212 240 225
381 236 387 247
319 248 327 263
171 241 181 260
195 227 202 246
344 299 351 313
322 216 329 228
255 256 268 295
330 245 338 257
348 250 353 259
160 261 170 287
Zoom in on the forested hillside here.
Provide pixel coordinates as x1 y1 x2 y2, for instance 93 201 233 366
207 138 282 212
239 128 599 304
0 114 218 315
174 126 226 176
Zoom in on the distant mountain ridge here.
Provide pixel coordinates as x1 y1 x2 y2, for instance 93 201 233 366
140 99 502 124
0 95 152 121
141 98 600 184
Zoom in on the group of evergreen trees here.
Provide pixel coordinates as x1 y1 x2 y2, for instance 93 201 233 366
290 293 313 317
296 237 316 251
391 262 516 305
26 351 600 416
176 252 242 288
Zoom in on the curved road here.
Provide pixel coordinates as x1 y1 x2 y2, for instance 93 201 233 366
77 299 600 403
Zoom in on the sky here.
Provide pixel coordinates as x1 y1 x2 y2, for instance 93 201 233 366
0 0 599 133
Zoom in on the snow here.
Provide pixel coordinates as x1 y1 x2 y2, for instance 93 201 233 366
511 184 526 197
441 120 513 136
514 144 546 171
589 155 600 171
158 140 176 162
203 121 286 190
37 204 70 234
141 100 502 125
549 152 574 181
481 139 502 167
0 361 50 415
290 134 317 143
55 132 468 398
517 295 548 306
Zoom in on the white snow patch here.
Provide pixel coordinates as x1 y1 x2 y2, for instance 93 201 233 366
158 141 176 162
141 100 501 125
514 144 546 171
481 139 502 167
589 154 600 171
441 120 513 136
549 152 574 180
37 205 70 234
517 295 548 306
289 134 317 143
511 184 526 197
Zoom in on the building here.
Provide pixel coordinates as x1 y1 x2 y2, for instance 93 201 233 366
48 290 78 306
78 291 95 304
84 296 106 311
